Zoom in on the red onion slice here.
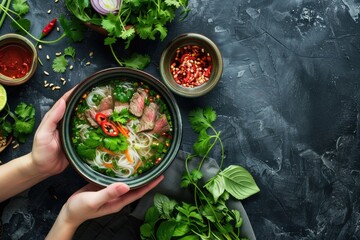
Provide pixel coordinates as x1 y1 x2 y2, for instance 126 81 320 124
90 0 121 15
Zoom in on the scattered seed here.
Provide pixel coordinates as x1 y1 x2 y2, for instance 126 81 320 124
52 86 61 90
44 80 48 84
47 9 51 14
44 71 49 76
62 80 67 85
49 83 54 87
60 77 66 81
85 61 91 66
89 51 94 57
13 143 19 149
55 0 59 2
56 27 60 32
55 52 62 56
46 55 50 60
11 140 16 144
69 65 74 70
44 83 49 87
38 45 42 50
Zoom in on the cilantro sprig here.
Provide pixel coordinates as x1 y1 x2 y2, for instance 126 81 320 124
64 0 190 68
0 102 35 144
52 46 76 73
141 107 260 240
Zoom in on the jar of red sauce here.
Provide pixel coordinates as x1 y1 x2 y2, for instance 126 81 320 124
0 34 38 86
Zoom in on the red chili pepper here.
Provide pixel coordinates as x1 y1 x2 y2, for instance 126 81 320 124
41 18 57 38
95 113 107 125
101 121 119 137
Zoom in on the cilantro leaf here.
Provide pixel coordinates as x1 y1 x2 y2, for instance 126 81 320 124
76 143 96 160
14 102 35 120
13 118 35 134
103 135 128 152
59 15 85 42
64 46 76 60
123 53 150 70
104 37 117 45
52 55 68 73
193 130 212 155
165 0 181 8
12 0 30 16
189 107 217 133
154 23 167 41
11 18 31 35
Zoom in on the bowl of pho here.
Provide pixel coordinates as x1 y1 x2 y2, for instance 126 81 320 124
60 67 182 189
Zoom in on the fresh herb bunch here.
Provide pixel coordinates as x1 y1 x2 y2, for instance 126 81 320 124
0 102 35 143
64 0 190 68
140 107 260 240
0 0 30 32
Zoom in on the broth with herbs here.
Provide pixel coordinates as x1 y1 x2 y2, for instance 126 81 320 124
71 80 173 177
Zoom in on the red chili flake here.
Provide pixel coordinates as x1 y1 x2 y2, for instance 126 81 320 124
170 45 212 88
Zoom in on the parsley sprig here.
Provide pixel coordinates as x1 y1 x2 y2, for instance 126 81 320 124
141 107 260 240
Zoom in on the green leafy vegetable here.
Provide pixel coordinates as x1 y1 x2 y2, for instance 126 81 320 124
52 46 77 73
12 0 29 15
64 0 190 69
141 107 260 240
0 102 35 144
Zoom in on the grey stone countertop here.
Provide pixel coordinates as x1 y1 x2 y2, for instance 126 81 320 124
1 0 360 239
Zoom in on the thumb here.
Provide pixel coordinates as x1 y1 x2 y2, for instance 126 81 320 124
91 183 130 206
37 98 66 136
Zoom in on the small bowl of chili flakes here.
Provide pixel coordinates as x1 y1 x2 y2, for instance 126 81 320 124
0 34 38 86
159 33 223 97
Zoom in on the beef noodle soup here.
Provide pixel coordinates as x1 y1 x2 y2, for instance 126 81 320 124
71 80 173 178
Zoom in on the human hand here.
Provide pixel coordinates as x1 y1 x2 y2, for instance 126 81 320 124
46 176 164 240
31 89 73 177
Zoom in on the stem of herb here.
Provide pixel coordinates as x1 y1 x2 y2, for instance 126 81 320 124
109 44 124 67
0 5 66 44
0 0 10 29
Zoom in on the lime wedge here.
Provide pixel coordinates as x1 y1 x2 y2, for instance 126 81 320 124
0 84 7 111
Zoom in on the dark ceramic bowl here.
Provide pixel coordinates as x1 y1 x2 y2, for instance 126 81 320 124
160 33 223 97
0 34 38 86
60 67 182 189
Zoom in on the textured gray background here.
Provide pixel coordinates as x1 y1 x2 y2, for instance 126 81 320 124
1 0 360 239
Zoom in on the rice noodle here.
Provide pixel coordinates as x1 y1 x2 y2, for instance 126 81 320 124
85 86 111 108
73 81 172 178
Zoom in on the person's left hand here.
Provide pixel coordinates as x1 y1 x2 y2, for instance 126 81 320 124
46 176 164 240
31 90 73 177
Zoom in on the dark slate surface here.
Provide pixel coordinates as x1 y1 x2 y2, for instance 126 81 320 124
1 0 360 239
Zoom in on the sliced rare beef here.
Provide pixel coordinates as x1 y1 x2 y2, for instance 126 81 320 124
98 96 113 115
84 95 113 127
150 114 171 135
114 101 129 113
129 88 147 117
137 102 159 132
84 108 98 128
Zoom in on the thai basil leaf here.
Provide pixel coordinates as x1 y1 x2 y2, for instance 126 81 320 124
220 165 260 200
156 220 177 240
204 175 225 202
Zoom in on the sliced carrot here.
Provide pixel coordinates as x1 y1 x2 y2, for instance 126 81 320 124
134 160 142 172
98 146 119 156
125 148 133 163
103 162 113 169
114 122 129 138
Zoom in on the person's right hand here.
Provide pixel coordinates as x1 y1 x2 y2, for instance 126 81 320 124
46 176 164 240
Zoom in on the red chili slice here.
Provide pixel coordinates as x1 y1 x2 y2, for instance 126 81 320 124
95 113 107 125
101 121 119 137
